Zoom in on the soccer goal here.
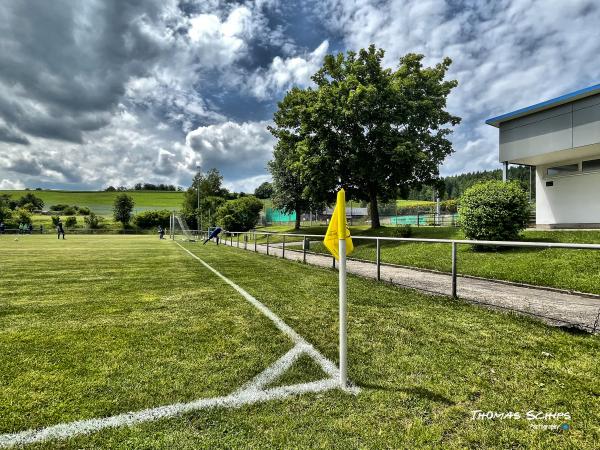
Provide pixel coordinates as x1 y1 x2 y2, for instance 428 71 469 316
172 214 196 242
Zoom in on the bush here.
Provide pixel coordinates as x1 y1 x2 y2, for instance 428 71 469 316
133 210 171 229
62 206 77 215
392 224 413 238
51 215 61 226
77 206 91 215
84 212 103 229
50 204 69 211
16 208 32 225
459 180 530 243
216 196 263 231
441 199 458 213
0 206 12 223
113 193 135 225
65 216 77 228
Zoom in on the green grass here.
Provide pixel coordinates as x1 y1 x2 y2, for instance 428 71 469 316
255 225 600 295
1 235 599 448
397 199 435 208
0 190 184 214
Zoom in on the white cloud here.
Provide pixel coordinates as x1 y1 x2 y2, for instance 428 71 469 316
247 40 329 99
0 178 25 190
186 120 275 184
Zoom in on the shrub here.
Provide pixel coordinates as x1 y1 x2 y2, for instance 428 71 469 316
113 193 135 225
459 180 530 243
216 196 263 231
392 224 413 238
62 206 77 215
17 193 44 210
84 212 103 229
50 204 69 212
133 210 171 229
51 215 61 226
16 208 32 225
0 206 12 223
77 206 91 215
441 199 458 213
65 216 77 228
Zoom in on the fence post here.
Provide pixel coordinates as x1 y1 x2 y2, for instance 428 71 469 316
417 211 420 227
237 233 240 248
282 235 286 259
254 233 257 252
267 234 270 255
303 236 307 263
451 241 457 298
376 238 381 281
332 256 335 269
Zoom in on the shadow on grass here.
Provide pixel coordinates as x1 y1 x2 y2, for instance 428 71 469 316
358 382 455 405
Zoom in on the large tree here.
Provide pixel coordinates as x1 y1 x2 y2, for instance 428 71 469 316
253 181 273 199
270 45 460 227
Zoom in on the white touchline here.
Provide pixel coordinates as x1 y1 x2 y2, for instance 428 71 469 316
0 243 358 448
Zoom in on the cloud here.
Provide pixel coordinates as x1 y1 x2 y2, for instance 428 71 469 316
186 120 276 182
247 40 329 99
0 178 25 190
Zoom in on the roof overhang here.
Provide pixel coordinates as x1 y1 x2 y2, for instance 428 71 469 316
485 83 600 128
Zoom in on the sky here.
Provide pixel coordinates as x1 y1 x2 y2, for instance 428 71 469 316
0 0 599 192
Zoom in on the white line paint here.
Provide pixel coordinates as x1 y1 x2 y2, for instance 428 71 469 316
0 242 358 448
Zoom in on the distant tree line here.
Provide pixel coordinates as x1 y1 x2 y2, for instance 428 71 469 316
104 183 183 192
407 166 533 201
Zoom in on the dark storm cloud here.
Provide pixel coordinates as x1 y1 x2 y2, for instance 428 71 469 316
0 125 30 145
0 0 170 142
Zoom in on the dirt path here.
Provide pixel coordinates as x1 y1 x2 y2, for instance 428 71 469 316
219 238 600 333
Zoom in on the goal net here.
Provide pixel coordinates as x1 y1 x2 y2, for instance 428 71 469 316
173 215 196 242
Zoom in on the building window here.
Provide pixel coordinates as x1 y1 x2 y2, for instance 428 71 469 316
546 163 579 177
582 158 600 173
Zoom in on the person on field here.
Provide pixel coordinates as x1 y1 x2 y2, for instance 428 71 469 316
0 221 5 234
18 223 23 234
203 226 222 245
28 223 33 234
158 225 165 240
57 220 65 239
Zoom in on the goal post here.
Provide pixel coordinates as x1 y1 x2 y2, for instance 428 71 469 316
172 214 196 242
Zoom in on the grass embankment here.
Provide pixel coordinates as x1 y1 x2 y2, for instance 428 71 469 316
253 225 600 295
1 235 598 448
0 190 184 215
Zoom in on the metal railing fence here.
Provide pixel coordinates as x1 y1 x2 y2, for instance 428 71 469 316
213 230 600 300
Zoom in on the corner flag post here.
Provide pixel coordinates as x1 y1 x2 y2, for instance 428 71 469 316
338 209 348 388
323 188 353 389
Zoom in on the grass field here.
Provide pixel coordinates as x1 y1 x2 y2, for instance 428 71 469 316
0 190 184 214
257 225 600 295
1 234 599 448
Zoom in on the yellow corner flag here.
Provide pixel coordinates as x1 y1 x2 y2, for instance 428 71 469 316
323 189 354 260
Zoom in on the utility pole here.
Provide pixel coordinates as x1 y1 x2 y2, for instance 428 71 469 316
196 164 201 235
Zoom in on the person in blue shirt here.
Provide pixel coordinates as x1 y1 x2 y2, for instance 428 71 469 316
203 226 222 245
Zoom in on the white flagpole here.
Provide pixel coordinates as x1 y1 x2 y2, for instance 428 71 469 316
339 237 347 388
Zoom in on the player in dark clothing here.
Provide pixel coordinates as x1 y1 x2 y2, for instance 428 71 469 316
203 227 222 245
0 221 5 234
158 225 165 239
57 220 65 239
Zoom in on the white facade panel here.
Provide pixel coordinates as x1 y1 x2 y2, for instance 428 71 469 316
536 167 600 225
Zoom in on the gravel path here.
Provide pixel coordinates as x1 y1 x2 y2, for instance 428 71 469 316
219 237 600 333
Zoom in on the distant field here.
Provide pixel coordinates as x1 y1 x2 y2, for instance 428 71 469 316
0 190 184 214
396 199 435 208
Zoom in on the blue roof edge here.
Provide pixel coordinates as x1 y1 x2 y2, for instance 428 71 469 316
485 82 600 127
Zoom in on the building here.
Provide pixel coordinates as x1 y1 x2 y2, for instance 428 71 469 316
486 83 600 229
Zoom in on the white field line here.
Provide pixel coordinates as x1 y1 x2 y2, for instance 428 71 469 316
0 243 357 448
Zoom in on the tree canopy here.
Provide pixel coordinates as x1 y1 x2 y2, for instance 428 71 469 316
253 181 273 199
269 45 460 227
113 193 135 225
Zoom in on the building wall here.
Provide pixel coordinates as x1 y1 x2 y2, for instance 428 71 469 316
500 93 600 164
536 165 600 226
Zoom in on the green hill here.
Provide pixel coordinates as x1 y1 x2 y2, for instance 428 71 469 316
0 190 184 214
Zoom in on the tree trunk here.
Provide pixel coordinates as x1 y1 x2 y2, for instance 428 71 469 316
294 206 301 230
369 191 381 228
